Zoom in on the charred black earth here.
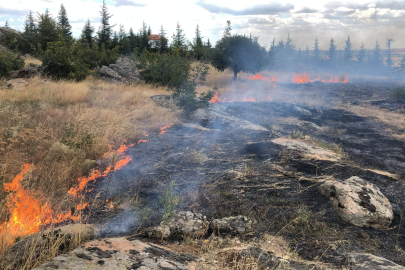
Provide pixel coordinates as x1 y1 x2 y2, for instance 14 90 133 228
86 83 405 268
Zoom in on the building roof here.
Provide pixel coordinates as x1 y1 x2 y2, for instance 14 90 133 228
148 35 160 41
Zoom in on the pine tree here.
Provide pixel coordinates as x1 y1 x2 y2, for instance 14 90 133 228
172 22 186 52
313 38 320 61
206 38 212 48
192 24 204 59
139 21 150 52
343 36 352 63
147 26 152 36
285 34 295 59
24 10 36 35
223 20 231 38
81 19 94 47
328 38 337 63
37 9 58 51
118 24 130 54
158 25 168 53
4 20 9 28
357 43 366 64
372 41 383 66
57 4 72 40
110 31 119 49
128 27 137 51
98 0 113 48
386 38 395 69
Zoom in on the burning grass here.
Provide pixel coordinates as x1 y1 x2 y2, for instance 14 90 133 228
0 76 179 252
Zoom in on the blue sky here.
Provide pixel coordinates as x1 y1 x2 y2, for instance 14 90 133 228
1 0 405 49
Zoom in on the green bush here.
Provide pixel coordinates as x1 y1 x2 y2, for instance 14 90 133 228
41 36 89 81
137 49 213 112
0 50 25 77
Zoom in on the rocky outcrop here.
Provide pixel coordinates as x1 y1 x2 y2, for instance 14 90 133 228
210 216 256 235
5 79 28 90
349 253 405 270
318 176 393 230
143 211 209 239
98 58 141 84
0 27 21 39
6 66 39 79
33 237 198 270
2 224 98 270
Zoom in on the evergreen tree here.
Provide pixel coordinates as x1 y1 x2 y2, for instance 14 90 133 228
206 38 212 48
147 26 152 36
98 0 113 48
158 25 168 53
313 38 320 61
81 19 95 47
118 24 130 54
110 31 119 49
386 38 395 69
128 27 137 51
24 11 36 35
285 33 295 59
357 43 366 64
223 20 231 38
343 36 352 63
328 38 337 63
172 22 187 52
192 24 204 59
37 9 58 51
268 37 276 66
57 4 72 40
139 21 150 52
372 41 383 66
4 20 9 28
305 45 309 61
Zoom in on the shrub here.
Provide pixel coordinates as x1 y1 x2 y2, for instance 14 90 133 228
0 50 24 77
137 49 213 112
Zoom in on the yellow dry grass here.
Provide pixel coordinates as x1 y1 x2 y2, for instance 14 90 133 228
0 76 179 237
23 57 42 68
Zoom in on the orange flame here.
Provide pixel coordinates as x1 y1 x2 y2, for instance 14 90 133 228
292 72 313 83
248 73 277 83
0 164 82 246
106 200 114 209
160 123 174 134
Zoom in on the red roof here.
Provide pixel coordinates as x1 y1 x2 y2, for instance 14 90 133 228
148 35 160 41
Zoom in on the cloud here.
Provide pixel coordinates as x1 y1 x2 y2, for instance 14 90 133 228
324 1 371 11
196 2 294 15
295 7 318 13
114 0 146 7
0 7 29 16
375 1 405 10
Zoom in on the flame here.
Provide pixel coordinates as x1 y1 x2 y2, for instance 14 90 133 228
248 73 277 83
292 72 313 83
137 139 148 143
160 123 174 134
106 200 114 209
209 92 271 103
0 164 82 246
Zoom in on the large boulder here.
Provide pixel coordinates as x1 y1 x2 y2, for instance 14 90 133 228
318 176 393 229
7 66 39 79
349 253 405 270
98 58 141 84
5 79 28 90
143 211 209 239
210 216 256 235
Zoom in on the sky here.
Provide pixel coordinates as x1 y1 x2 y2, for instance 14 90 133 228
1 0 405 50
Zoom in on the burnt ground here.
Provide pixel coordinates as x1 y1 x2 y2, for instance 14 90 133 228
85 82 405 268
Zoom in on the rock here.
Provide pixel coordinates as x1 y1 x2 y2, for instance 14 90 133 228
210 216 255 235
0 27 21 39
33 237 197 270
348 253 405 269
143 211 209 239
143 224 171 239
150 95 176 109
295 106 312 117
219 246 281 269
5 78 28 90
98 58 142 85
2 224 98 270
7 66 39 79
166 211 209 238
272 137 340 161
318 176 393 230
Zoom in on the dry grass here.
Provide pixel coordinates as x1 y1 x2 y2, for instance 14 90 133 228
23 57 42 68
0 76 179 243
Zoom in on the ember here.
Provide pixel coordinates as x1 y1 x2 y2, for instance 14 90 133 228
160 123 174 134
